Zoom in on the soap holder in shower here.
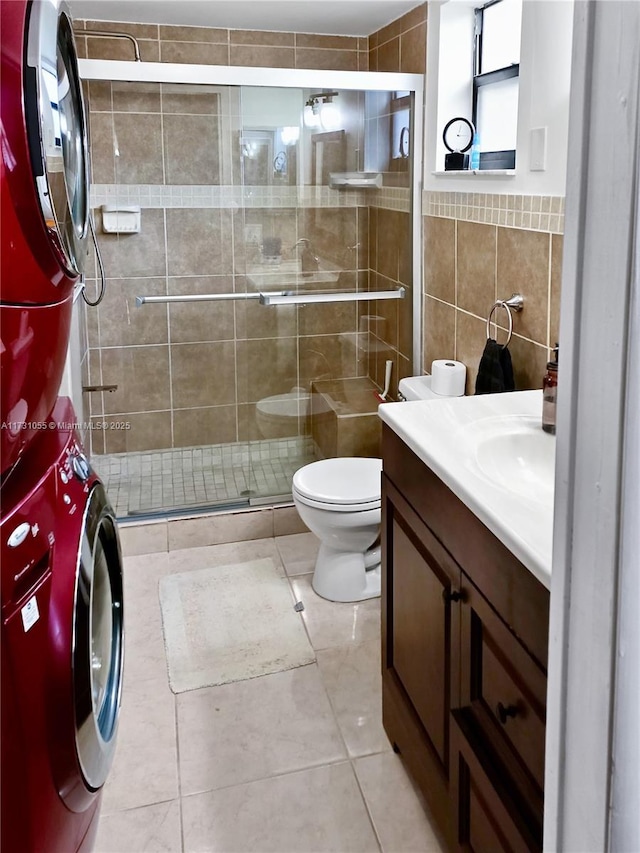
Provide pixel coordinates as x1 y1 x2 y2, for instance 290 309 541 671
101 205 141 234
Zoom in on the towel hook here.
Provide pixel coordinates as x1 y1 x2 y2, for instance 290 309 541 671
486 294 524 348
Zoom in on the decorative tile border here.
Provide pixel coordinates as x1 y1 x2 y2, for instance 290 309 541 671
90 184 410 212
423 190 565 234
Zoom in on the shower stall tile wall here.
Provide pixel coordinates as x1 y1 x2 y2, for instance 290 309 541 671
77 16 424 515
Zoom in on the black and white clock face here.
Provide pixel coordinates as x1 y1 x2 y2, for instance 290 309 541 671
443 117 474 153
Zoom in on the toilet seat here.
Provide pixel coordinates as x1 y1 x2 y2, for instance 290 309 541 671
292 457 382 512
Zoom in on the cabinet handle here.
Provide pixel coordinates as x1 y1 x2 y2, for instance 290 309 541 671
442 588 462 603
496 702 519 724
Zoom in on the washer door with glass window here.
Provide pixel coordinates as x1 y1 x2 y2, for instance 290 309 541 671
73 483 124 792
0 0 90 304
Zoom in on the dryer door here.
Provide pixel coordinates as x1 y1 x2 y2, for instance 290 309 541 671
26 0 90 277
73 483 124 791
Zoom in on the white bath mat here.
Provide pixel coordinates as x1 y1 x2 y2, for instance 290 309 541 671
159 558 316 693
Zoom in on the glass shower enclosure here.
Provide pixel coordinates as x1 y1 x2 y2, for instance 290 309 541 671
78 59 423 518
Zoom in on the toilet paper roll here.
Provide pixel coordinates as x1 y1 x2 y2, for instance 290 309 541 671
430 359 466 397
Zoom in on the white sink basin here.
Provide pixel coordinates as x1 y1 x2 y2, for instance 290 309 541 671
462 414 555 505
378 391 555 588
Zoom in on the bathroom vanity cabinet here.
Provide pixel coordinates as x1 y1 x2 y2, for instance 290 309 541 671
381 425 550 853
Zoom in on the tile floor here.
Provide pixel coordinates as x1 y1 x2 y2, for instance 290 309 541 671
94 437 315 519
95 531 446 853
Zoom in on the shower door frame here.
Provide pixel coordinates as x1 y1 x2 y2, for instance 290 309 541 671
79 59 424 515
78 59 424 369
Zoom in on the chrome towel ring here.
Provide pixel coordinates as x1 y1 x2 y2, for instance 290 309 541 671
486 293 524 348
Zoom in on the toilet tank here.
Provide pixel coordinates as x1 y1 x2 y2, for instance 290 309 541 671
397 375 442 401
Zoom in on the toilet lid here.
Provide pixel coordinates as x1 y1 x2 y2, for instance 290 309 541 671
293 457 382 506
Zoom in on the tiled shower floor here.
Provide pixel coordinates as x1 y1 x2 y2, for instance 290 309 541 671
93 436 316 518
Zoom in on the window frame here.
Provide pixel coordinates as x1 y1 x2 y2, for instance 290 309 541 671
472 0 520 170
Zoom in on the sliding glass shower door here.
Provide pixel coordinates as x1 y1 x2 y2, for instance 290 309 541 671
82 64 420 518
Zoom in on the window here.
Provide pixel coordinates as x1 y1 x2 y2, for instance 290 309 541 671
473 0 522 169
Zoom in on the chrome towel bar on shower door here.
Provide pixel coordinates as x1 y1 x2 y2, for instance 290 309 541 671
135 287 405 308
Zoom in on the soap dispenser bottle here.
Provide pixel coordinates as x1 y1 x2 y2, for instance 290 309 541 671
542 344 559 434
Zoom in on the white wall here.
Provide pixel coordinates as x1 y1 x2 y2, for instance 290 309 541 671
59 299 86 423
425 0 574 195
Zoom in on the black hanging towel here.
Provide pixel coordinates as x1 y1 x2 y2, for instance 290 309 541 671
475 339 516 394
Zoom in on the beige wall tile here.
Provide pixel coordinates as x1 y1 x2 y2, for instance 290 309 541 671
98 278 168 348
87 36 159 62
85 295 100 349
377 36 400 72
102 411 172 454
401 3 428 29
375 18 403 47
167 509 273 550
507 335 548 391
455 311 487 394
88 113 115 183
160 41 229 65
84 20 158 39
368 48 379 72
161 83 221 115
358 50 370 72
112 81 161 113
101 346 170 415
423 296 456 372
117 521 168 557
496 227 550 345
296 33 358 50
96 210 167 279
163 114 221 184
87 81 112 112
168 276 235 343
375 208 402 280
550 234 563 347
170 341 236 408
299 334 358 388
159 25 228 43
235 293 297 340
229 44 295 68
113 113 163 184
237 402 305 442
294 47 358 71
297 302 357 337
424 216 455 303
336 414 381 458
172 405 237 447
400 22 427 73
236 338 298 403
298 207 358 266
230 29 294 46
457 221 497 318
166 209 232 277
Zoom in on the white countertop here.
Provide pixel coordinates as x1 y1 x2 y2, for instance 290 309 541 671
379 390 554 589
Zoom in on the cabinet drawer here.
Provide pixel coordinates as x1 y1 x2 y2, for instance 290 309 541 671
461 579 546 794
451 711 542 853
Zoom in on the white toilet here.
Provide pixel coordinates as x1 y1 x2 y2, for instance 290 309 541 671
292 371 465 603
292 457 382 602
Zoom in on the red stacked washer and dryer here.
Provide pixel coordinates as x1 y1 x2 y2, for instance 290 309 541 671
1 2 124 851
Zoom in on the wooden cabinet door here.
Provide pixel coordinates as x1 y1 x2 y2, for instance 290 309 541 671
451 711 540 853
382 474 461 768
